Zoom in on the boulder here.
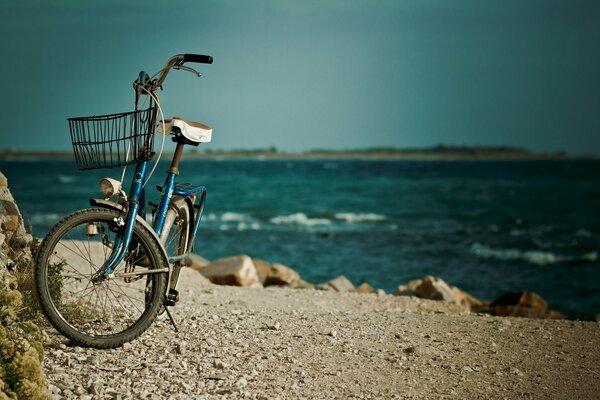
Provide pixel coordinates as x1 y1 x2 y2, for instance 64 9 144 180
319 275 355 292
294 279 316 290
395 276 481 310
415 276 456 302
395 278 423 297
350 282 375 294
489 291 563 319
198 255 262 288
450 286 483 309
253 258 272 285
269 263 301 286
184 253 211 271
252 258 302 287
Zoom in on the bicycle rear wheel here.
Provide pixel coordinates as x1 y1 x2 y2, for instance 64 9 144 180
35 208 167 348
156 205 190 317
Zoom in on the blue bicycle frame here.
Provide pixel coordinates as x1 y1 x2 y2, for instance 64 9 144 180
94 72 184 278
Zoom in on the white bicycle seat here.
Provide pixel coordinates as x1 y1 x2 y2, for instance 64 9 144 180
157 117 212 143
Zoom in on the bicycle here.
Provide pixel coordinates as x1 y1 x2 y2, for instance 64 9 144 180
35 54 213 348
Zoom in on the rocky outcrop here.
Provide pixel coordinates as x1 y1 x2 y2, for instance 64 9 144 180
0 171 50 399
198 255 263 288
485 291 564 319
0 172 33 269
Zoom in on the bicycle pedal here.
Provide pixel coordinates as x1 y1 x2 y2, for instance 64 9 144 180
166 288 180 303
163 298 176 307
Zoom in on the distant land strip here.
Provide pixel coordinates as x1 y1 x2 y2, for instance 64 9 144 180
0 146 597 161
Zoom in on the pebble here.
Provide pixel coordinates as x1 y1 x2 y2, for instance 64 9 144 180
38 277 589 399
268 322 281 331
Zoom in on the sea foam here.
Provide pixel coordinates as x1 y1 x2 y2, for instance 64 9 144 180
470 243 598 266
270 213 331 226
334 213 386 223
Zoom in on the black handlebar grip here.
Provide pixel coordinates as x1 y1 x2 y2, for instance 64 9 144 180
183 54 213 64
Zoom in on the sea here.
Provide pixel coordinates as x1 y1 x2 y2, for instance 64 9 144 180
1 158 599 318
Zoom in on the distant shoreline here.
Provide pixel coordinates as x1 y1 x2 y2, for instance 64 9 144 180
0 147 598 161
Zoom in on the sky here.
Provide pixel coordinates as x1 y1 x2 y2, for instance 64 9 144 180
0 0 599 154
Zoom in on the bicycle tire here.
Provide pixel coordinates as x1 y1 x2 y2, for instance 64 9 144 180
35 208 167 348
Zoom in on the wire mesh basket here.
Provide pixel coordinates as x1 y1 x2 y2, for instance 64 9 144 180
68 107 157 170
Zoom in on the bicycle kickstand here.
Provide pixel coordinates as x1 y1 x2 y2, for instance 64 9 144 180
164 306 179 333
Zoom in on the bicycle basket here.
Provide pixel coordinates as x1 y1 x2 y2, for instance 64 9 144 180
68 107 157 170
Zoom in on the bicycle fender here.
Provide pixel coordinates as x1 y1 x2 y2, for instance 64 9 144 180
89 198 170 267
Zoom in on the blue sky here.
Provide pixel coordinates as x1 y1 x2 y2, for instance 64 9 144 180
1 0 599 153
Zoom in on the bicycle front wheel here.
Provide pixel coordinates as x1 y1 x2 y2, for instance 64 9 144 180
35 208 167 348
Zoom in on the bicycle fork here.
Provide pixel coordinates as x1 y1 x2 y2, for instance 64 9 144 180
92 161 154 282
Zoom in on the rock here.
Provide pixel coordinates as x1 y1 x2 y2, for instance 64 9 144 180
491 291 547 310
185 253 211 270
213 359 227 370
253 258 272 285
489 291 563 319
451 286 483 309
319 275 355 292
269 263 301 286
350 282 375 294
267 321 281 331
235 376 248 387
395 276 480 310
199 255 263 288
252 258 302 287
294 279 316 290
415 276 456 302
395 278 422 296
0 171 33 261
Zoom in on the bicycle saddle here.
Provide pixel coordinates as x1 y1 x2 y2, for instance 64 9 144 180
157 117 212 143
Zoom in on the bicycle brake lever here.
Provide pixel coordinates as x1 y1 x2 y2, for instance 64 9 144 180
173 65 202 77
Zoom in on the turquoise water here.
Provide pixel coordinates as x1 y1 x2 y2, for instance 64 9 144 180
1 159 599 317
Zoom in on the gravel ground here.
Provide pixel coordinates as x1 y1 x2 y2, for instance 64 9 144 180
43 268 600 399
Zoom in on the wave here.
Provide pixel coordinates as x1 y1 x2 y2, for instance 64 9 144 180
57 175 75 183
221 212 249 222
206 211 388 228
334 212 386 223
236 222 261 231
270 213 331 226
27 213 61 225
205 212 249 222
470 243 598 266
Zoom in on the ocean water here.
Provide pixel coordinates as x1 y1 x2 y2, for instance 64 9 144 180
1 159 599 317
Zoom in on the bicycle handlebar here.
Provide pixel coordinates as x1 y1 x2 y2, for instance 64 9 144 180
134 53 213 95
183 54 213 64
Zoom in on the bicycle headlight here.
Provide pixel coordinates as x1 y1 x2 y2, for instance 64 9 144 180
99 177 121 198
